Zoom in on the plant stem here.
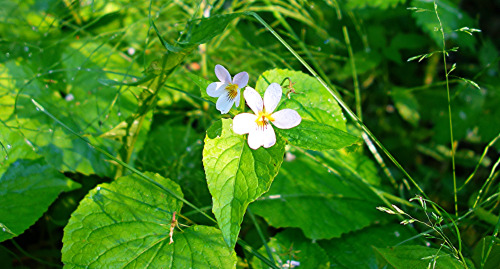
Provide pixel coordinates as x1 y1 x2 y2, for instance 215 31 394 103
434 2 458 218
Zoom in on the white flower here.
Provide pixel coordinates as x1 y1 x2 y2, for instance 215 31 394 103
206 64 249 114
233 83 301 149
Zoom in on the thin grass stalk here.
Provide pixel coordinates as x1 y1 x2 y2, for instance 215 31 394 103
433 2 458 218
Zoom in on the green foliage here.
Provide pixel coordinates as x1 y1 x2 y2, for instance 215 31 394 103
203 119 285 248
255 69 346 130
1 0 499 267
320 224 416 268
344 0 407 10
375 245 469 268
276 119 361 151
62 172 236 268
0 159 80 242
252 229 330 269
411 0 476 50
250 149 384 239
472 237 500 269
390 88 420 126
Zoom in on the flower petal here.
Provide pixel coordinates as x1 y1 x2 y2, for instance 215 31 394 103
262 125 277 148
215 64 231 83
207 82 227 97
232 72 249 88
216 92 235 114
271 109 301 129
243 87 263 115
233 113 257 135
233 88 241 109
264 83 282 113
247 125 276 149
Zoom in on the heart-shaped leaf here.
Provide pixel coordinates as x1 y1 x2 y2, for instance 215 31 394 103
203 119 285 248
62 172 236 268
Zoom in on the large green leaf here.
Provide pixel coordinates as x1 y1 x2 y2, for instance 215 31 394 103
276 120 361 151
319 149 382 186
251 229 329 269
374 245 470 269
202 119 285 248
319 224 415 268
255 69 346 130
0 159 80 242
250 150 384 239
255 69 359 151
62 172 236 268
183 13 242 46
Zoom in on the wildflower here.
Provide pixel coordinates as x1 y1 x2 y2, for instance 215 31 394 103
206 64 248 114
233 83 301 149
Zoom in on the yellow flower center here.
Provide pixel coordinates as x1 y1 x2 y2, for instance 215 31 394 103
255 110 274 128
225 83 239 100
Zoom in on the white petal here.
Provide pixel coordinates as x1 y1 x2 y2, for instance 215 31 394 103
233 113 257 135
264 83 282 113
233 72 249 88
271 109 301 129
207 82 227 97
234 88 241 108
215 64 231 83
262 125 277 148
216 92 235 114
247 125 276 149
243 87 263 115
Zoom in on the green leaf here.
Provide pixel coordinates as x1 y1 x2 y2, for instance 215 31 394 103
472 236 500 269
319 224 415 268
202 119 285 248
62 172 236 268
319 148 382 186
250 150 384 240
182 13 242 46
255 69 346 131
276 120 361 151
0 159 80 242
390 88 420 127
254 69 359 150
375 245 468 269
251 229 330 269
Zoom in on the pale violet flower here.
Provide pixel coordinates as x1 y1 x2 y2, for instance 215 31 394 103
233 83 301 149
206 64 248 114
